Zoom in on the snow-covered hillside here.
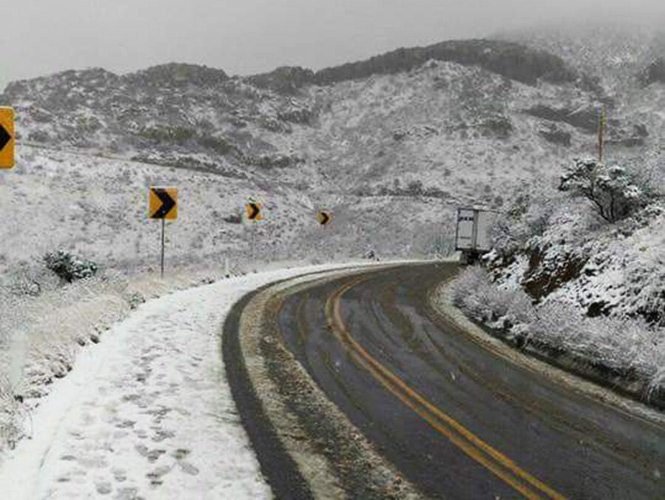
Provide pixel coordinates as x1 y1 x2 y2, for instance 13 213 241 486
3 35 660 278
0 146 316 275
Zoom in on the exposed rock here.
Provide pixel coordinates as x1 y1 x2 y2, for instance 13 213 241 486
523 246 588 300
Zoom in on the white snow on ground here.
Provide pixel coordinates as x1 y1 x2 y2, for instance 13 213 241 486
0 264 350 500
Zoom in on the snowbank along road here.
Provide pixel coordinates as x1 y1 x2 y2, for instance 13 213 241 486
244 262 665 499
0 265 356 500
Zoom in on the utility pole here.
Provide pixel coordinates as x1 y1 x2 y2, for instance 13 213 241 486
598 106 606 163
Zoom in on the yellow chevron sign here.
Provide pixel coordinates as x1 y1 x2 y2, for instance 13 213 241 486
245 202 263 221
0 107 15 169
149 187 178 220
316 210 332 226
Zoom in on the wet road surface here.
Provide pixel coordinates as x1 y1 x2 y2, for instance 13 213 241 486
276 263 665 499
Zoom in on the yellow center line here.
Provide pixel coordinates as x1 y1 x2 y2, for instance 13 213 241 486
325 276 566 500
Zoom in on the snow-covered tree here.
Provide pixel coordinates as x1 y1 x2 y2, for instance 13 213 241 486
559 159 647 223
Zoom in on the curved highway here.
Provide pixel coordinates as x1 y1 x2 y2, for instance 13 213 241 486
274 263 665 499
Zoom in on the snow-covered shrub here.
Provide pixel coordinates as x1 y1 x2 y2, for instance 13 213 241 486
490 184 561 259
529 298 665 383
363 249 379 261
520 298 585 350
0 375 25 449
451 267 535 328
0 273 128 450
449 273 665 403
222 213 242 224
4 260 62 297
43 250 98 283
559 159 649 223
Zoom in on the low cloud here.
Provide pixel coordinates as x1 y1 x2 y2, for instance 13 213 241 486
2 0 665 90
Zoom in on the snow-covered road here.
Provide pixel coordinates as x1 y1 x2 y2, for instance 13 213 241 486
0 265 343 499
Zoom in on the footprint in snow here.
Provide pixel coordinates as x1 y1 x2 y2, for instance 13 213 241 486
114 487 140 500
171 448 190 460
112 468 127 482
178 461 199 475
151 429 175 442
96 481 112 495
146 465 170 486
115 419 135 429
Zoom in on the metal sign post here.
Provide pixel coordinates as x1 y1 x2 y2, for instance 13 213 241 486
316 210 333 261
148 187 178 278
160 218 165 278
245 201 263 264
251 223 256 262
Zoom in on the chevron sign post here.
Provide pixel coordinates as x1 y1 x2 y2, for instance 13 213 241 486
245 200 264 261
149 187 178 277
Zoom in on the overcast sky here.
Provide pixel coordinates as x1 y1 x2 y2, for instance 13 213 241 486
1 0 664 89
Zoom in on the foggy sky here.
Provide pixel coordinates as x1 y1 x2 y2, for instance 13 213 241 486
2 0 665 89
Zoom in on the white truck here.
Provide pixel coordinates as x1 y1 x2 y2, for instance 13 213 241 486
455 207 497 264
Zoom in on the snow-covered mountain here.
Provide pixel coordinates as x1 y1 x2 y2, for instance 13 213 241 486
1 31 664 283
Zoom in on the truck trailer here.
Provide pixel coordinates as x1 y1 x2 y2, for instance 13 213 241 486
455 207 497 264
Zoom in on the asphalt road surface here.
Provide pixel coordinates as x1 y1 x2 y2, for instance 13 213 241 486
275 263 665 499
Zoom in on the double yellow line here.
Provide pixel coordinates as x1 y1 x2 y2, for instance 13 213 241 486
324 277 566 500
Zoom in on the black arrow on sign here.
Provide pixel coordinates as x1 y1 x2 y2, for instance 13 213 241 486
0 124 11 151
248 203 261 220
152 189 176 218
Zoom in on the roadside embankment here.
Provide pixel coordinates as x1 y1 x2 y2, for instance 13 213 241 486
429 274 665 423
0 258 325 452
